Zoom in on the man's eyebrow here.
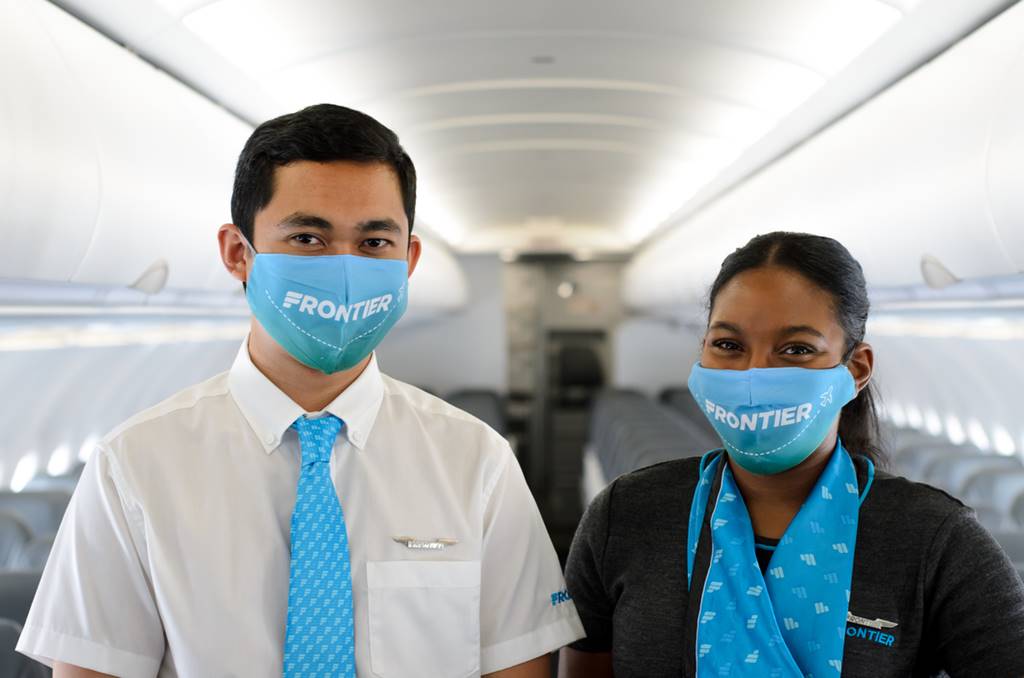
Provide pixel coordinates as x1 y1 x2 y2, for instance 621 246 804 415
356 219 403 234
277 212 333 231
779 325 826 339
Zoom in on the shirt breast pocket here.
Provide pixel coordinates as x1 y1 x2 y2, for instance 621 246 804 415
367 560 481 678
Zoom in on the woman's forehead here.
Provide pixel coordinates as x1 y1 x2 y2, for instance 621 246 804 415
710 266 840 333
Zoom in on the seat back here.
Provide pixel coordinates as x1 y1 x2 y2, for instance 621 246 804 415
0 618 50 678
0 572 42 626
923 455 1022 498
0 515 31 570
0 492 71 537
445 390 507 436
9 536 55 571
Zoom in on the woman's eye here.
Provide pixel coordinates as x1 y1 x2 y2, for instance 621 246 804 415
712 339 742 352
782 345 815 356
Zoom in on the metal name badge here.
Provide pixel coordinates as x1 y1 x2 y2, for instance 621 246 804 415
847 612 899 629
392 536 458 551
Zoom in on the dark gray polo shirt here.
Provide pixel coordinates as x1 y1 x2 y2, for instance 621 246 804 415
565 455 1024 677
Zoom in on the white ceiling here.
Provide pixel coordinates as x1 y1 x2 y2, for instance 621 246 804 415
52 0 1010 254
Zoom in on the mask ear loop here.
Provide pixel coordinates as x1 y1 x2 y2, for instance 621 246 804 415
238 232 257 291
239 232 258 257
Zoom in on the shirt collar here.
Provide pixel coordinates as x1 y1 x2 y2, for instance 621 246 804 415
227 336 385 454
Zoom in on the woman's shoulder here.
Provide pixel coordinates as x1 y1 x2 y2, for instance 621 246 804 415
601 455 706 517
867 466 970 524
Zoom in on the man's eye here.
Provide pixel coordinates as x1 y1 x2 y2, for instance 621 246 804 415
291 234 323 246
363 239 390 249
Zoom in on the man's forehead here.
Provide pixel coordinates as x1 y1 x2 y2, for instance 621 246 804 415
258 161 408 233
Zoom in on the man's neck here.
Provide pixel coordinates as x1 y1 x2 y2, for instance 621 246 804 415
246 322 371 412
728 434 838 540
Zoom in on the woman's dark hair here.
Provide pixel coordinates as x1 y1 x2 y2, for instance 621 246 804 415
706 231 886 467
231 103 417 242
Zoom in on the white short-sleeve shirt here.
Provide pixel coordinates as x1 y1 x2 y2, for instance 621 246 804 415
17 339 584 677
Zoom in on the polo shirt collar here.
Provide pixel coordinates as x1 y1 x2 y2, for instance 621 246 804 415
228 336 384 454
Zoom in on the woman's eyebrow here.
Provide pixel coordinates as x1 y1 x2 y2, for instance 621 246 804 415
780 325 826 339
709 321 743 333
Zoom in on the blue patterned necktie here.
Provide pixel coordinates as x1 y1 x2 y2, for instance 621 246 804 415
283 414 356 678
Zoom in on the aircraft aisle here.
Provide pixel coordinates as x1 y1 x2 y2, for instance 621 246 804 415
0 0 1023 675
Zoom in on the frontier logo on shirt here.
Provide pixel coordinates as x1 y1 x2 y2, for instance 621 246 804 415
846 611 898 648
282 290 393 323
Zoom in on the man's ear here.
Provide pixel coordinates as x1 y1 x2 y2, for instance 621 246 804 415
406 234 423 278
847 342 874 393
218 224 251 284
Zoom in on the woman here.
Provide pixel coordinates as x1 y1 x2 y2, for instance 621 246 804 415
559 232 1024 677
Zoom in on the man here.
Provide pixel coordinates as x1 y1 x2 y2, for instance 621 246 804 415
18 104 584 677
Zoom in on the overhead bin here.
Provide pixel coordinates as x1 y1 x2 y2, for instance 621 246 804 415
399 238 468 324
0 0 467 321
0 0 249 291
624 2 1024 313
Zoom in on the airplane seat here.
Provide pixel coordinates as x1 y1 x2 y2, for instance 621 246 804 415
0 515 31 570
0 618 50 678
962 469 1024 532
973 506 1006 534
1013 495 1024 529
444 390 507 436
895 444 984 481
991 531 1024 563
22 474 79 494
556 346 605 408
658 387 718 440
9 536 55 571
589 391 714 481
0 571 42 626
0 492 71 538
923 455 1023 498
883 427 943 455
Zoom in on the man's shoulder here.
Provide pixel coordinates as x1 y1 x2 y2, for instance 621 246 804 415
102 371 232 450
380 375 507 443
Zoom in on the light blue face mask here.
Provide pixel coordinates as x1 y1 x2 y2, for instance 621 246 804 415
687 362 857 475
241 237 408 374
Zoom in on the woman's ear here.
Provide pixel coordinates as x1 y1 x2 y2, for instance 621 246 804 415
847 342 874 393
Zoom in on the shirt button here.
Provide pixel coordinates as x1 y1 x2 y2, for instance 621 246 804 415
264 433 276 446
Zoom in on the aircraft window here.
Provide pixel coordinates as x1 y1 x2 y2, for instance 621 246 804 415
968 418 992 452
993 426 1017 456
885 401 907 428
77 436 99 464
945 414 967 445
10 455 39 493
924 408 943 436
905 403 924 429
45 445 73 477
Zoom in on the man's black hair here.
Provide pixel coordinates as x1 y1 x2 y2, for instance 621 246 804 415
231 103 416 242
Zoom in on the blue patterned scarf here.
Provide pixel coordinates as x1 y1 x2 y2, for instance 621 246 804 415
686 443 873 676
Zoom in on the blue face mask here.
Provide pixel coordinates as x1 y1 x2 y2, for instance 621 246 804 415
242 237 409 374
687 362 857 475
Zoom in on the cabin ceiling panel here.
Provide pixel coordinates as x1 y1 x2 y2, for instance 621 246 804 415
55 0 993 254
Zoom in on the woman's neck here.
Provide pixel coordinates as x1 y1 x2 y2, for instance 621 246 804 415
728 432 838 540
